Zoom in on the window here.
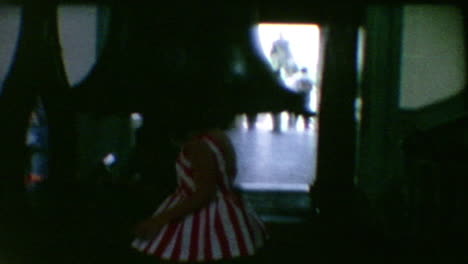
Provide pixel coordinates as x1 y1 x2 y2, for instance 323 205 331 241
57 5 99 87
229 23 322 221
0 5 22 94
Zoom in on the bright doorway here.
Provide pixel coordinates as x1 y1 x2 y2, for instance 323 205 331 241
231 23 321 193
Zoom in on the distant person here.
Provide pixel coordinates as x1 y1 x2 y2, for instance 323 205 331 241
270 33 298 78
131 103 268 263
291 67 315 129
269 34 300 132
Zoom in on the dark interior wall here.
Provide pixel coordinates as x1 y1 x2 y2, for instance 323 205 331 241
356 4 468 247
357 6 404 203
398 4 468 249
309 22 362 222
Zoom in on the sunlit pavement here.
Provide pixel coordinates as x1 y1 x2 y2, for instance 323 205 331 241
226 113 317 220
228 113 317 189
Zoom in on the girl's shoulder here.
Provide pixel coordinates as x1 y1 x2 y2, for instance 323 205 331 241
202 129 228 142
183 132 217 158
184 129 229 154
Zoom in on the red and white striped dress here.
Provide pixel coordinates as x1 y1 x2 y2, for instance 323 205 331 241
132 135 268 262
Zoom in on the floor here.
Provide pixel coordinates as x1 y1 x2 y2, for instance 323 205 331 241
229 112 317 191
228 113 316 220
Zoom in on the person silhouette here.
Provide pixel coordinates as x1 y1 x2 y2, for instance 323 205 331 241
269 34 299 132
290 67 315 129
25 104 49 188
270 33 298 78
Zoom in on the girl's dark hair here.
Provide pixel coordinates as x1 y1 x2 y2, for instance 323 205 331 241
164 84 237 140
154 3 249 139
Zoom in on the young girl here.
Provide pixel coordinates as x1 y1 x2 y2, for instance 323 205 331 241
131 106 268 263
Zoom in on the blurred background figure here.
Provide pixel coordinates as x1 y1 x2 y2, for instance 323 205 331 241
270 33 298 78
25 104 49 189
269 33 299 132
290 67 315 129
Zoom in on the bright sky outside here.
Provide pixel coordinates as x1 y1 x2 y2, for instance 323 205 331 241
251 23 321 115
253 23 320 84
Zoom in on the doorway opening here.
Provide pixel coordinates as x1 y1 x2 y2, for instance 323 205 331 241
229 23 322 220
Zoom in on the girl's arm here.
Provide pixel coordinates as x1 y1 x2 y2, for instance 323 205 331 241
134 139 218 238
159 139 219 221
